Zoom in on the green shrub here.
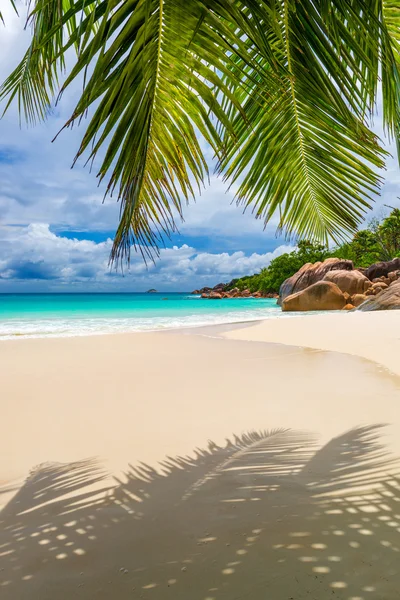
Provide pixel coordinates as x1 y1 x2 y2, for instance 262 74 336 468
258 240 330 293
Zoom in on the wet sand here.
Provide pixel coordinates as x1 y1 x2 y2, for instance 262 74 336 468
1 328 400 599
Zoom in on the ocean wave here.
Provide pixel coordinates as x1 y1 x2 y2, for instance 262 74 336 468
0 307 298 340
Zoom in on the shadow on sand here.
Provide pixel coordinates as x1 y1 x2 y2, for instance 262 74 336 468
1 425 400 599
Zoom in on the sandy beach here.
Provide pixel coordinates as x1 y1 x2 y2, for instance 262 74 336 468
225 310 400 377
3 1 400 597
1 313 400 599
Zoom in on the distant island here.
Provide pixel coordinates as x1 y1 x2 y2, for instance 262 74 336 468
146 289 158 293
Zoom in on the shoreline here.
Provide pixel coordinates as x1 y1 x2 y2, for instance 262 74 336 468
0 306 333 342
0 313 272 341
3 308 392 380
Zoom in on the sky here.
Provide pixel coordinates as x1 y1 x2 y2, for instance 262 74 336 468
0 3 399 293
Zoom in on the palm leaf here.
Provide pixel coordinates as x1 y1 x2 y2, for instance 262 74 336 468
0 0 100 123
381 0 400 155
217 0 389 243
57 0 257 262
1 0 400 259
0 0 18 24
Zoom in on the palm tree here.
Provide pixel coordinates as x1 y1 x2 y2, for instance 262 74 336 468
1 1 400 262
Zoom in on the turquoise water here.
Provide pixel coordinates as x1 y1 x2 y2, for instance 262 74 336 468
0 293 285 339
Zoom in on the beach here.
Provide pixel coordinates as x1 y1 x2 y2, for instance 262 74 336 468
224 310 400 378
1 313 400 599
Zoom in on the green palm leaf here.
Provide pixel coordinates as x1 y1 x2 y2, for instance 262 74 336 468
381 0 400 154
0 0 100 123
58 0 259 262
0 0 18 24
217 0 389 243
1 0 400 260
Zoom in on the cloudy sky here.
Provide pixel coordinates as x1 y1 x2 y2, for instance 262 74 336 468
1 4 399 292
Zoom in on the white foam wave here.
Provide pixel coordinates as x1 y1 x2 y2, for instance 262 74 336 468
0 306 300 340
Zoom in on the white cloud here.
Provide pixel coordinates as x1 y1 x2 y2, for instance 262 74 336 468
0 224 294 291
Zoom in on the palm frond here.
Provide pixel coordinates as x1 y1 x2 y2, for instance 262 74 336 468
217 0 392 243
1 0 400 260
51 0 268 262
58 1 234 261
0 0 18 24
0 0 99 123
381 0 400 155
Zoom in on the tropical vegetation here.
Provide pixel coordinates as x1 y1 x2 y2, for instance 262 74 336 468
1 1 400 262
228 208 400 294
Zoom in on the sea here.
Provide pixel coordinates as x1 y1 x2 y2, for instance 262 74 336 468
0 292 292 340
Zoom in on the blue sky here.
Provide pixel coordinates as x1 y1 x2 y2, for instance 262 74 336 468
1 4 399 292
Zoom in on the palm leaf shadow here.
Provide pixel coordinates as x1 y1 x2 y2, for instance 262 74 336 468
1 425 400 599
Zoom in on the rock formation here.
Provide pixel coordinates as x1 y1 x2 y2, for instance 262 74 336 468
282 281 346 312
197 285 278 299
357 281 400 311
323 269 370 295
364 258 400 281
351 293 368 307
212 283 227 292
193 258 399 307
279 258 353 304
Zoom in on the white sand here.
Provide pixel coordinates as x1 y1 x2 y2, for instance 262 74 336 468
225 310 400 376
1 319 400 599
